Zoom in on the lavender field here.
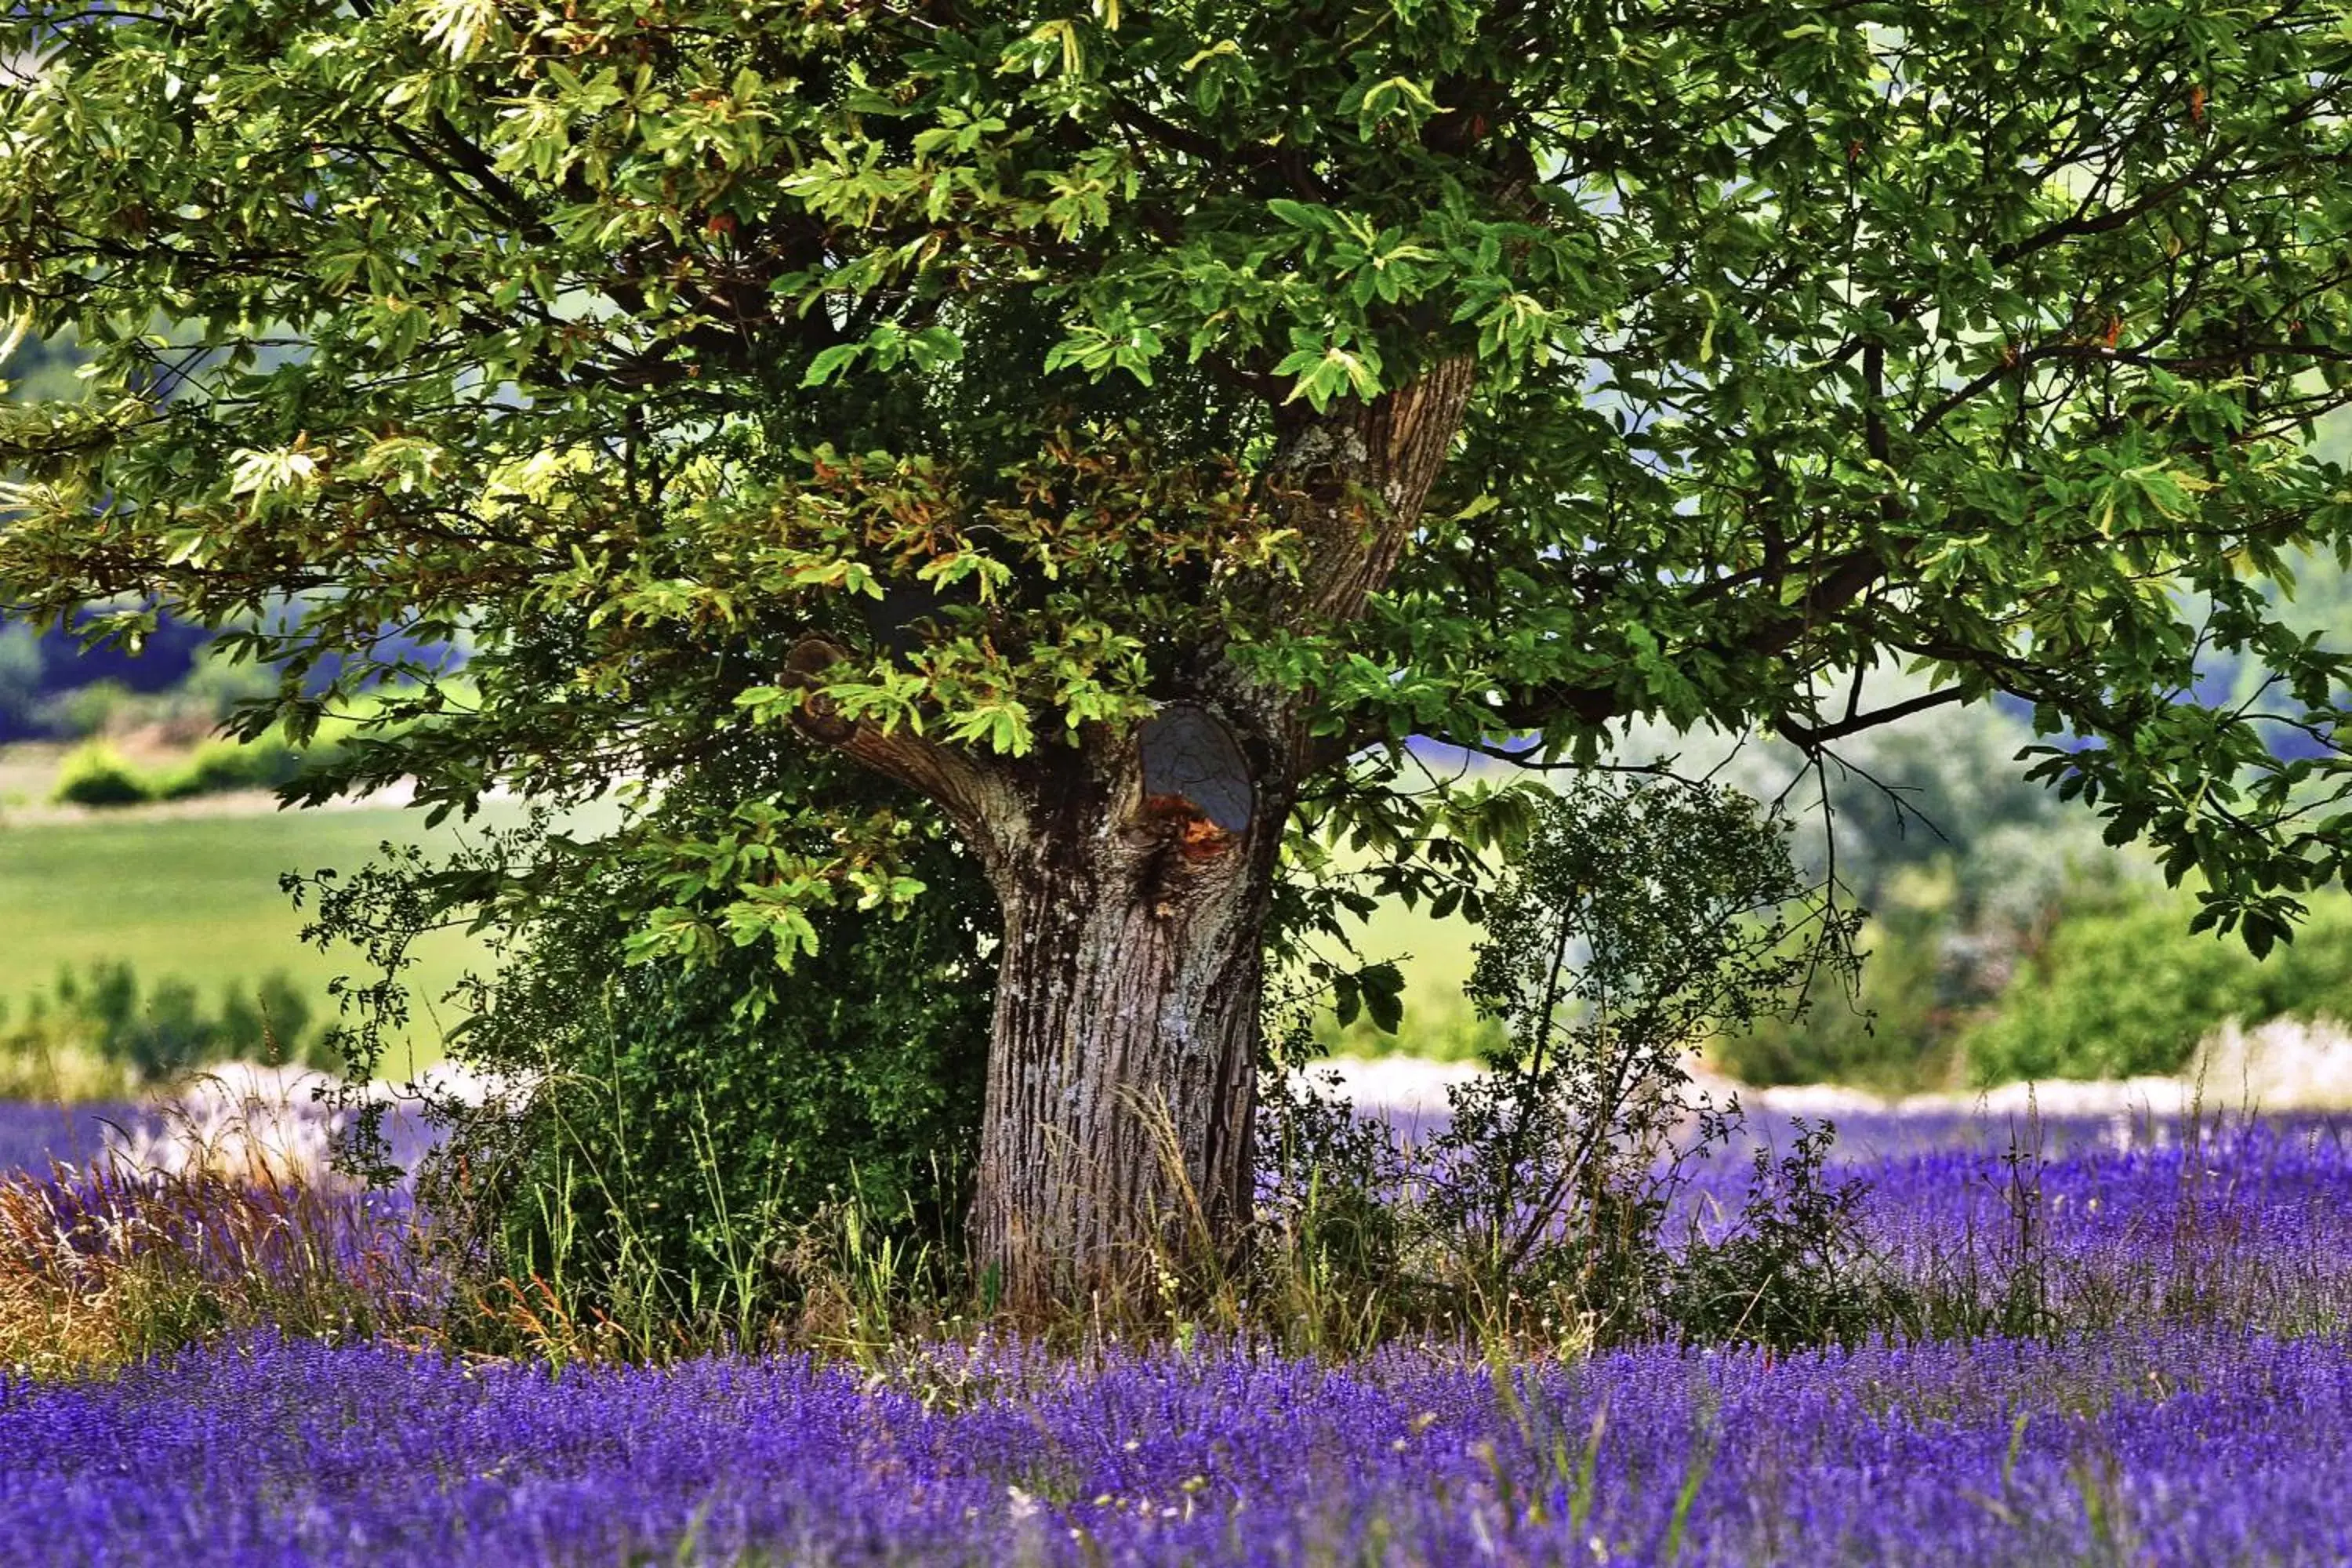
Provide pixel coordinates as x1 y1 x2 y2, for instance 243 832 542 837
4 1105 2350 1565
0 1101 145 1175
5 1322 2345 1566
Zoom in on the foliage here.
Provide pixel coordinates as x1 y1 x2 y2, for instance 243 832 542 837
153 735 306 800
1964 887 2352 1082
45 732 308 806
49 742 152 807
1663 1121 1889 1347
34 678 142 741
1437 779 1856 1299
1709 914 1945 1089
2 0 2350 972
0 323 85 403
1649 686 2126 1089
0 960 325 1083
14 0 2352 1301
1328 693 2129 1076
354 762 997 1336
0 1036 129 1102
0 624 38 731
1757 699 2118 932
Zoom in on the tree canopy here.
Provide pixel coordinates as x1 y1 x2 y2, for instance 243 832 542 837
7 0 2352 1299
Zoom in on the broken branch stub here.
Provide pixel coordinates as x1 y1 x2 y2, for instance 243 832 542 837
780 637 856 745
1138 705 1254 860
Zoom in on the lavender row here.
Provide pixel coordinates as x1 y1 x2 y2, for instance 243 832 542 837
1816 1112 2352 1334
1348 1105 2352 1335
0 1101 151 1177
10 1104 2352 1343
3 1325 2347 1565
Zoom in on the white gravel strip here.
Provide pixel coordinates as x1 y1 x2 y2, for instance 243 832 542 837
1316 1014 2352 1118
1293 1055 1488 1116
109 1016 2352 1185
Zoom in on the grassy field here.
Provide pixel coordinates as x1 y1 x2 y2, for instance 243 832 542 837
0 801 517 1073
1 737 1499 1088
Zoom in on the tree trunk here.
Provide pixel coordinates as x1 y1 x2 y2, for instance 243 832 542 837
783 364 1479 1314
967 718 1285 1315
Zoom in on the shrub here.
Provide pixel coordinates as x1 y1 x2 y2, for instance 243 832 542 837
434 875 994 1345
155 735 305 800
0 994 133 1100
217 972 319 1068
1963 889 2352 1082
5 962 327 1087
0 622 40 733
50 742 152 807
325 764 1002 1345
1664 1121 1900 1347
1259 778 1896 1352
1711 916 1951 1091
35 679 136 741
49 731 318 808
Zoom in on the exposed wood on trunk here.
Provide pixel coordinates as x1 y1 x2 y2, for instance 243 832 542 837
1139 703 1255 862
967 710 1288 1313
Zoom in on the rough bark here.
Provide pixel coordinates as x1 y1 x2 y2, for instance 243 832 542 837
1277 353 1479 626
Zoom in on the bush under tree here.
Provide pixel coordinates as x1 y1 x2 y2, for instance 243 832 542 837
1262 777 1893 1351
303 757 996 1338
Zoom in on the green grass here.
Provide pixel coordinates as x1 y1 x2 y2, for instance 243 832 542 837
0 804 520 1074
0 775 1497 1080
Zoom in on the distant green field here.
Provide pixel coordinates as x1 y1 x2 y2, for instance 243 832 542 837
0 791 1496 1081
0 804 519 1074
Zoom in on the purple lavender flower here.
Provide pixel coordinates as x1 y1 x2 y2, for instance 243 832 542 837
2 1105 2350 1563
5 1326 2352 1565
0 1100 151 1175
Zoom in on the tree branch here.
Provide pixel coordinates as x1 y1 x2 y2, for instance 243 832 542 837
1775 686 1966 750
779 637 1024 859
1273 356 1481 629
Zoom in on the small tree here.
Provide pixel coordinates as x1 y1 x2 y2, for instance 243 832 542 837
6 2 2352 1308
1261 777 1881 1348
1442 779 1853 1284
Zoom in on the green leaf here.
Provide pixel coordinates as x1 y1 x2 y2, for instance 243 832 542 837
1360 961 1405 1034
801 343 862 387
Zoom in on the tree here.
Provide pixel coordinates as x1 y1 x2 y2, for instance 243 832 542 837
5 0 2352 1310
